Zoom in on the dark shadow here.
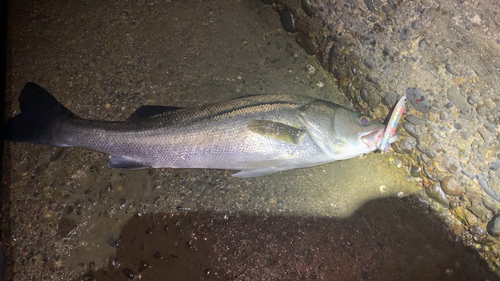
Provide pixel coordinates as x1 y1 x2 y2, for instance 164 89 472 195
78 196 497 281
0 0 9 280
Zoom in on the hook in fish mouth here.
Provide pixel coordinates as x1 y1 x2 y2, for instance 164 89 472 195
360 128 399 149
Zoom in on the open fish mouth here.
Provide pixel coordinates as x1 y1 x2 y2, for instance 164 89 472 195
360 128 399 149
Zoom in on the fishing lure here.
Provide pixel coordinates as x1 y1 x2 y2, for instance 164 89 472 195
379 95 406 152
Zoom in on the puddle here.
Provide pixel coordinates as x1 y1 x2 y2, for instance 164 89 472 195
87 197 495 280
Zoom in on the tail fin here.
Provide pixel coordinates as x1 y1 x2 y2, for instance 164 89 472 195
6 82 77 146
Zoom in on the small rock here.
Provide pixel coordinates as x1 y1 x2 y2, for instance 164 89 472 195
406 88 431 113
453 123 462 130
483 196 498 211
368 94 381 108
447 86 470 111
426 149 437 158
123 268 136 279
305 64 316 75
418 39 427 51
384 66 395 76
366 73 379 84
476 105 487 116
449 200 459 209
410 165 421 177
301 0 315 17
403 122 418 138
443 156 461 174
411 20 419 30
359 35 376 46
491 162 500 171
280 9 297 33
469 201 488 220
387 0 396 9
484 98 496 110
425 183 450 206
484 122 497 133
400 26 411 40
464 210 478 225
57 217 78 237
478 174 500 203
363 57 375 69
296 34 317 55
382 46 391 56
470 225 485 237
350 66 358 75
422 165 439 181
360 88 370 103
460 131 469 140
416 144 426 155
460 108 471 115
391 141 403 153
445 63 459 76
399 138 417 154
363 0 376 13
381 91 397 106
487 215 500 237
138 260 150 272
328 45 340 75
467 96 479 105
405 114 424 125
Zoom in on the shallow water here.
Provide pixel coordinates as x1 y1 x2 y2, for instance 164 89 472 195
4 0 495 279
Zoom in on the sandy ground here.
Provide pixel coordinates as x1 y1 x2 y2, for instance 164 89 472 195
2 0 499 280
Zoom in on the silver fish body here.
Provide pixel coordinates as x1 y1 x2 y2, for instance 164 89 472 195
8 83 397 177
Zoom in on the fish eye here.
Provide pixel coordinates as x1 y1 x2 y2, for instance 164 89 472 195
358 115 370 126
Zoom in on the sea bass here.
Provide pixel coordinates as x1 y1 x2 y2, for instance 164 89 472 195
7 83 398 177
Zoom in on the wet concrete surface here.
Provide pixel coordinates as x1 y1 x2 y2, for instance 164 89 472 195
3 0 500 280
87 197 496 281
272 0 500 275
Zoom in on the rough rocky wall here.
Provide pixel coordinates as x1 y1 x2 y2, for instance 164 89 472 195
268 0 500 270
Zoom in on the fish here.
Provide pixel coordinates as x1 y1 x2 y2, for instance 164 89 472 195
6 83 399 177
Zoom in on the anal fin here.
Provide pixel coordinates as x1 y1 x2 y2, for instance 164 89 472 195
232 168 282 178
108 155 152 170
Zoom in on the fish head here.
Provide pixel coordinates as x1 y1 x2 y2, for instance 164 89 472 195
325 108 399 159
298 101 398 160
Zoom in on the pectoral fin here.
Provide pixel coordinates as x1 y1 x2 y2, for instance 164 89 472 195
108 155 152 170
247 120 304 144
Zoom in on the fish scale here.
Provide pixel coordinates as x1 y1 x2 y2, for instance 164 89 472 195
7 83 398 177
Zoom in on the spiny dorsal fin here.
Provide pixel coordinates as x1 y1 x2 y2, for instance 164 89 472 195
127 105 183 121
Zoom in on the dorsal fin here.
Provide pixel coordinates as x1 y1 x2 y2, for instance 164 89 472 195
127 105 183 121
